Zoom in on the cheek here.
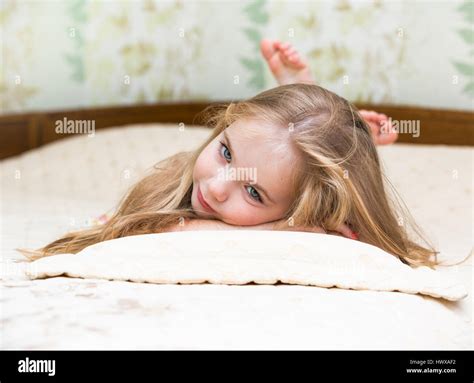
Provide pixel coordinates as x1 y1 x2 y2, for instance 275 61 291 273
193 146 216 180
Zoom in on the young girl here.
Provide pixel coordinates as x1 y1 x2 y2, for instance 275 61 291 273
24 83 437 268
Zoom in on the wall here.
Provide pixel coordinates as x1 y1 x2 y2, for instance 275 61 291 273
1 0 472 114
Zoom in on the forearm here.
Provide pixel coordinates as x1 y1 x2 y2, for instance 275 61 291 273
166 218 251 232
165 218 355 240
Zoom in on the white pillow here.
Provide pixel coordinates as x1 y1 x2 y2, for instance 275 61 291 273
24 230 468 301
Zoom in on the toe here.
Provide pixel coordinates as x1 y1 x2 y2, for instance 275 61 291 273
288 53 301 64
284 48 296 57
292 55 308 69
279 50 292 66
260 39 277 60
288 53 304 67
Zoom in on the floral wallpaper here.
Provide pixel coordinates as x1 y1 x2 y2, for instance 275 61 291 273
0 0 472 114
453 0 473 97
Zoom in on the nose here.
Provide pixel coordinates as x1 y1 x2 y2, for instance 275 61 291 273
207 176 230 203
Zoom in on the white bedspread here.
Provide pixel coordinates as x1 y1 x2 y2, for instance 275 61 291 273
1 124 472 349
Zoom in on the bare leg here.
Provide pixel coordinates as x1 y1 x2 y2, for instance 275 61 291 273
260 39 398 145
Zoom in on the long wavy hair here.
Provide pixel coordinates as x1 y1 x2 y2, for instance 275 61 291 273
21 84 438 267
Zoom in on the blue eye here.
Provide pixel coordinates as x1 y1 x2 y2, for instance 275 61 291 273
246 185 262 202
219 140 263 204
219 142 232 162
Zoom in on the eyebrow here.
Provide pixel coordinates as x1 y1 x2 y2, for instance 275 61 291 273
223 130 275 205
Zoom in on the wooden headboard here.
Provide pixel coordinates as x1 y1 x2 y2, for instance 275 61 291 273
0 102 472 159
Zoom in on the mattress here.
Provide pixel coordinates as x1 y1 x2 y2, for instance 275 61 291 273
1 124 472 350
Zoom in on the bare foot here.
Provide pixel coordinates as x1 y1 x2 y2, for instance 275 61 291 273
260 39 315 85
359 110 398 145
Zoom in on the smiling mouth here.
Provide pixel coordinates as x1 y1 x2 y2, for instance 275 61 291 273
197 185 215 213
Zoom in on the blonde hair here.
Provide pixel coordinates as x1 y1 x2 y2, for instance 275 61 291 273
22 84 438 267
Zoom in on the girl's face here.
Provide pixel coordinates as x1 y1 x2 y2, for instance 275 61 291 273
192 118 301 226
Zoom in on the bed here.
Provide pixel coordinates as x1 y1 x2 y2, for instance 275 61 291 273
1 124 472 350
